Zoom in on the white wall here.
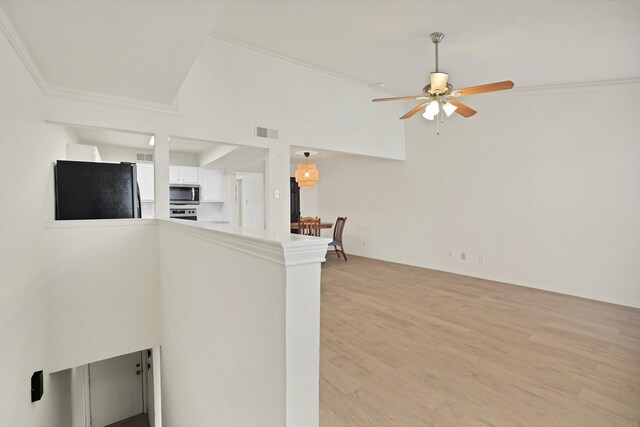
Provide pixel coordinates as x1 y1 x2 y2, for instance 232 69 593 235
157 221 329 427
178 37 405 160
169 151 198 167
317 82 640 307
44 221 162 372
94 144 152 163
0 23 77 426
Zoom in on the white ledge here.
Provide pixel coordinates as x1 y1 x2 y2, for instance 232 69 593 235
45 219 331 266
45 218 157 229
160 219 331 267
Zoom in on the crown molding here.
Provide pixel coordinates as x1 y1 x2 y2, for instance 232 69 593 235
443 78 640 102
0 5 48 93
208 32 400 96
511 78 640 93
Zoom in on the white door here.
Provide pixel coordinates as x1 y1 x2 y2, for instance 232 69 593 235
89 351 144 427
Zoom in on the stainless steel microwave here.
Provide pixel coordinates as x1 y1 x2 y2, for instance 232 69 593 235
169 184 200 205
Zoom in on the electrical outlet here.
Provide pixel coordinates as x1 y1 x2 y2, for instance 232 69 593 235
448 250 453 258
273 190 282 199
479 255 485 264
461 252 467 261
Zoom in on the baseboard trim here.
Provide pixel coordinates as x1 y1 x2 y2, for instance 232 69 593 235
350 254 640 309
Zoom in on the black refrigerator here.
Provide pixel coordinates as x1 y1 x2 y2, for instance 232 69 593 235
55 160 141 220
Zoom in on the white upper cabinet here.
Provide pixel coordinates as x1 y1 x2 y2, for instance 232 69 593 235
169 166 180 184
181 166 199 184
199 168 224 202
169 166 199 184
136 163 155 201
143 165 222 202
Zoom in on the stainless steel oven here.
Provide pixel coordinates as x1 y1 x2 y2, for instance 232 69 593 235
169 184 200 205
170 207 198 221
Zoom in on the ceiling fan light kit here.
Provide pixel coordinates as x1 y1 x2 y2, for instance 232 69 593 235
372 32 515 134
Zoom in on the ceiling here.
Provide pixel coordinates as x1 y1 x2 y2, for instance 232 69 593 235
71 127 152 150
169 137 225 155
1 1 638 105
169 137 266 170
71 127 266 170
291 146 339 161
0 0 224 104
210 0 640 95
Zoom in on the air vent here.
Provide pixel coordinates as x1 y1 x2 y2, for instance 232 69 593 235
255 125 279 140
136 153 154 162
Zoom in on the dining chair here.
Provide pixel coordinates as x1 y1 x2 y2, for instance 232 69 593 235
329 216 347 261
298 216 321 237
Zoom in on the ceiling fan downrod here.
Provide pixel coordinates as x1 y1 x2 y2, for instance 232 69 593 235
430 32 444 72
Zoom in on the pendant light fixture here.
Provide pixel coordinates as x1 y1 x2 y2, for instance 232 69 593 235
295 151 319 188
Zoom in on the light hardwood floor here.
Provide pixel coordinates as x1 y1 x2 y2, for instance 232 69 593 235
319 255 640 426
106 413 150 427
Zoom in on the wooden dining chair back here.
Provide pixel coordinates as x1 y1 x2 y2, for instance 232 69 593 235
330 216 348 261
298 216 321 237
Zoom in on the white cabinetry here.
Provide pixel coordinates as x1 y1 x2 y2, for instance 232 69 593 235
199 168 224 202
136 163 155 201
169 166 199 184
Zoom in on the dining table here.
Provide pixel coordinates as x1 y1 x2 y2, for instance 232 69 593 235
290 221 333 232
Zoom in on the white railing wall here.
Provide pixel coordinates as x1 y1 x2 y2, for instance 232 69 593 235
43 219 329 427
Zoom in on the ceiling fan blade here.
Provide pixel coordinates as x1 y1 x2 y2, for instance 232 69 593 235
372 95 427 102
451 80 514 97
400 101 430 120
449 99 477 118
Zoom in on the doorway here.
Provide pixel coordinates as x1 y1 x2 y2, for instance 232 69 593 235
88 351 146 427
235 172 265 230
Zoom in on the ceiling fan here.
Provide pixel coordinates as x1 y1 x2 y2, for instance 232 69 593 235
372 32 514 124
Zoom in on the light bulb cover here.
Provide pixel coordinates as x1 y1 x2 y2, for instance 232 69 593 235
443 102 458 117
422 100 439 120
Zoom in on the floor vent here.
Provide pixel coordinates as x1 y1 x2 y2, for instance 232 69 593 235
256 125 279 140
136 153 154 162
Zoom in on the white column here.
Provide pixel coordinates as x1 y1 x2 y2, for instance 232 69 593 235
154 133 170 219
285 262 322 427
266 143 291 233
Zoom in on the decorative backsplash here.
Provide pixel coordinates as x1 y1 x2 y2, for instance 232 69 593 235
140 201 226 222
198 202 226 222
